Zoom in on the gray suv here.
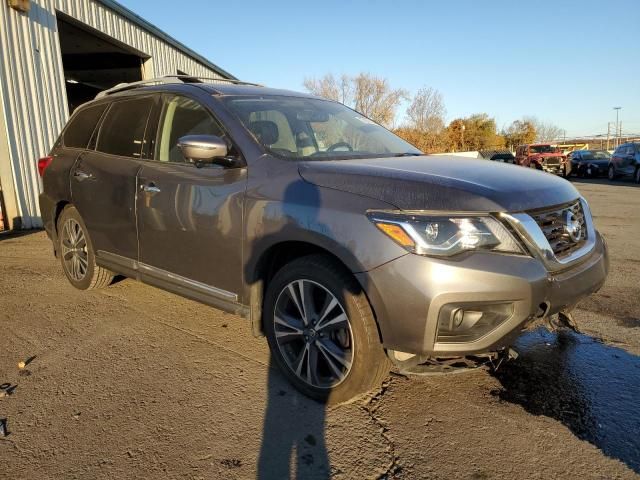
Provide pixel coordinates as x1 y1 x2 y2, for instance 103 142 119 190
39 76 609 404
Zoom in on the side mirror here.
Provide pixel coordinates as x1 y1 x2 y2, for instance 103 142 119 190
177 135 235 168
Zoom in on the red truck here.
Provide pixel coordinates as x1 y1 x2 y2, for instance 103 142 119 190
515 143 568 176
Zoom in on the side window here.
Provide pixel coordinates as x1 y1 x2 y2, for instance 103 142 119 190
96 97 153 157
155 96 224 163
63 103 108 149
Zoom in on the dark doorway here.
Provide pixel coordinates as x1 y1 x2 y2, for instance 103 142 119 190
56 13 146 112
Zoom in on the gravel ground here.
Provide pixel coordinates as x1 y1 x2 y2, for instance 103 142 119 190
1 178 639 479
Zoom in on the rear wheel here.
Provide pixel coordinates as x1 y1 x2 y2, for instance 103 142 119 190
57 206 114 290
264 254 390 404
635 167 640 184
608 165 617 181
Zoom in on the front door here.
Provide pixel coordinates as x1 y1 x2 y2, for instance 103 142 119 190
72 96 153 263
136 93 247 303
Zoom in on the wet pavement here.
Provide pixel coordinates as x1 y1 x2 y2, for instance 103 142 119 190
495 327 640 473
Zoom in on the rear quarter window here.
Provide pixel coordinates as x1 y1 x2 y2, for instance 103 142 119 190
96 97 154 158
63 103 108 149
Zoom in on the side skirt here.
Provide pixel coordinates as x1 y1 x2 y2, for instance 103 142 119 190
96 250 249 318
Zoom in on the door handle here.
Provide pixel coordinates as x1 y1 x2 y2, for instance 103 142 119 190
141 183 161 194
73 170 93 181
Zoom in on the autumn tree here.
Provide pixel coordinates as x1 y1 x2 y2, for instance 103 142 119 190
502 119 537 150
303 73 407 127
445 114 502 151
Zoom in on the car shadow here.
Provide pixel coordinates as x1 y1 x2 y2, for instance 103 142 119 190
491 327 640 473
0 229 43 242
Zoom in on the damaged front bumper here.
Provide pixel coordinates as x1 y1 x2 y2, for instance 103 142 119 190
356 231 609 358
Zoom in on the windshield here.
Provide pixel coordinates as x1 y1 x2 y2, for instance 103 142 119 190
581 150 611 160
529 145 559 154
223 95 422 160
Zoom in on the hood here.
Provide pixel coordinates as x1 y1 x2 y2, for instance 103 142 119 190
298 156 580 212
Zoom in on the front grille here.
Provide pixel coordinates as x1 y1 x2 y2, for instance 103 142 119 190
544 156 562 165
529 201 587 259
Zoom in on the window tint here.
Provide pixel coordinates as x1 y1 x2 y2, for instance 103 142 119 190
63 104 107 149
155 96 223 162
97 97 153 157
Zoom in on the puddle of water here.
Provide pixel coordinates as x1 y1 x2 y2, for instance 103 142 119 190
493 327 640 473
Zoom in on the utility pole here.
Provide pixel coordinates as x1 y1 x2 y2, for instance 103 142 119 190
620 122 623 143
606 122 611 150
614 106 621 148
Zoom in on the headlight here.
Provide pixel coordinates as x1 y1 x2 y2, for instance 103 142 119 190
367 210 524 257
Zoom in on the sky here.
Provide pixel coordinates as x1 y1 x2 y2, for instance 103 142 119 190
119 0 640 138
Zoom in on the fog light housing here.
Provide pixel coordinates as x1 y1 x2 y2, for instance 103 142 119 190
436 303 514 343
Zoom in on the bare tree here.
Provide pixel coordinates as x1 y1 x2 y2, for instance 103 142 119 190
351 73 408 127
525 116 564 143
303 74 351 104
303 73 407 127
406 87 446 133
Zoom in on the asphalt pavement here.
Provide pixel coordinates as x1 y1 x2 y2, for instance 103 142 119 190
1 178 639 479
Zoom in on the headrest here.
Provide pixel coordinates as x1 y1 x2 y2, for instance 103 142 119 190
249 120 279 145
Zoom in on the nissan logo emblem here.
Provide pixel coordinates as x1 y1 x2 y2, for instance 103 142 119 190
564 210 583 243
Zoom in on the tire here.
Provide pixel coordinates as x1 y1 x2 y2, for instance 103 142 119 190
635 168 640 184
263 254 390 405
57 205 114 290
608 165 617 181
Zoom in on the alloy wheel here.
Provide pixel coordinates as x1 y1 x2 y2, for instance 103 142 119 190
61 218 89 281
273 279 354 389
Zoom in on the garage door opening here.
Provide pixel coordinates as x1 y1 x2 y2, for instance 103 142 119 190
57 14 147 112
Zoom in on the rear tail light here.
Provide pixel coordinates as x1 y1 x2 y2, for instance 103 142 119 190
38 156 53 177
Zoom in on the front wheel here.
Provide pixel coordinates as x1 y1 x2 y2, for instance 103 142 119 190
608 165 617 181
57 206 114 290
635 168 640 184
263 254 390 404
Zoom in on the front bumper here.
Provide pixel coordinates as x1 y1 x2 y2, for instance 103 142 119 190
356 232 608 357
542 163 564 175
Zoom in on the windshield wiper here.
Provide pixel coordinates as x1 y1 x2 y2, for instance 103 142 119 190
393 152 423 157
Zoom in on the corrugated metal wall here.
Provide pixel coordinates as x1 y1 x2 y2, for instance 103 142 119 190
0 0 226 229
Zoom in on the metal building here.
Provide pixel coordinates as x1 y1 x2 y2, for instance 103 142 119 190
0 0 234 230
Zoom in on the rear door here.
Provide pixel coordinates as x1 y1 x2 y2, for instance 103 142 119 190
136 93 247 304
71 95 154 268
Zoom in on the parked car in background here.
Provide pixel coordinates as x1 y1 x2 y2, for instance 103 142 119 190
38 76 609 404
479 150 516 164
567 150 611 178
609 142 640 183
515 143 568 176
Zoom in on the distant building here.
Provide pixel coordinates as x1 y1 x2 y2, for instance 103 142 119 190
0 0 234 229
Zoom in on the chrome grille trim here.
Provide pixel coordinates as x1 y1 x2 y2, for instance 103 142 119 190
500 198 596 272
529 201 586 259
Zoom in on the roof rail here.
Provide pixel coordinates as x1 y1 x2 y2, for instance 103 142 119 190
95 75 262 99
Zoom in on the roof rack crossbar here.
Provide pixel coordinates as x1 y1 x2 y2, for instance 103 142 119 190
95 75 262 99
